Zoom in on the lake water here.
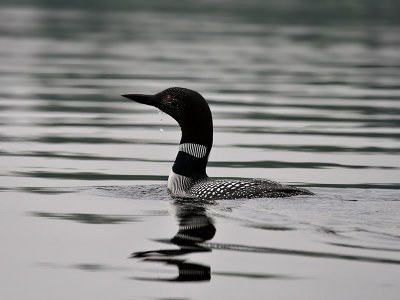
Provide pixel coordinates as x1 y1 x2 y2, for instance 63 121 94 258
0 2 399 299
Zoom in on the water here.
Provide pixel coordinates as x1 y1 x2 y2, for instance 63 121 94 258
1 2 400 299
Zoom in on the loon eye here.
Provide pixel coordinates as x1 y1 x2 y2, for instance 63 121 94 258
166 96 172 102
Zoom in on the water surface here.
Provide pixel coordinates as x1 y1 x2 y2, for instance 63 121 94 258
0 3 399 300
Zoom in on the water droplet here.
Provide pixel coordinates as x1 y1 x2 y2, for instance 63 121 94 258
158 110 164 132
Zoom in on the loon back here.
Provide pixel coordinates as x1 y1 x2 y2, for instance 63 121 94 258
122 87 313 199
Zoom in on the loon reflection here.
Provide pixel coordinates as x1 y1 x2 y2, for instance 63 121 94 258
131 199 215 282
130 196 399 282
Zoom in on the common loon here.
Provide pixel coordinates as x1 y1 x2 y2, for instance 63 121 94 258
122 87 313 199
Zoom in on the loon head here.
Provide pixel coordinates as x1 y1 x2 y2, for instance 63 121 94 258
123 87 211 126
122 87 213 148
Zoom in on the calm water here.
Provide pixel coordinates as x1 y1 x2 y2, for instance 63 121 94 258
1 3 400 300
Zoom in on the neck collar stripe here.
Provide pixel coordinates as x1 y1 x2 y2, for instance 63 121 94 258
179 143 207 158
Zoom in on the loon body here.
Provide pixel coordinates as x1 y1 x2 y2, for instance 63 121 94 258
123 87 313 199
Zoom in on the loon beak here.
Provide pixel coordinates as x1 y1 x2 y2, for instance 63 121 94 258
122 94 158 107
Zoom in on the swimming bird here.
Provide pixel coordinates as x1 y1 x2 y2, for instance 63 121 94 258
122 87 313 199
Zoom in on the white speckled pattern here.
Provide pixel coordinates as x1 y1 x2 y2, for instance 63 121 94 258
188 178 310 199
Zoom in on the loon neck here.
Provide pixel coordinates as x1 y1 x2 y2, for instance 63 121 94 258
170 105 213 179
168 140 210 198
172 142 210 179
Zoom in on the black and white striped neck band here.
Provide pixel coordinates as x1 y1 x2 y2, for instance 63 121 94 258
179 143 207 158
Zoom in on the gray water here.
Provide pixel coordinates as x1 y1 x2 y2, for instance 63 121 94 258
1 2 400 300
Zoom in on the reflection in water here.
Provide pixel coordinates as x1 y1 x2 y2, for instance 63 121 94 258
130 197 400 283
31 211 139 224
171 199 216 246
132 199 216 282
134 259 211 282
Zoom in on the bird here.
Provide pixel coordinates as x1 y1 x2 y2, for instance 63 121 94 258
122 87 313 199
